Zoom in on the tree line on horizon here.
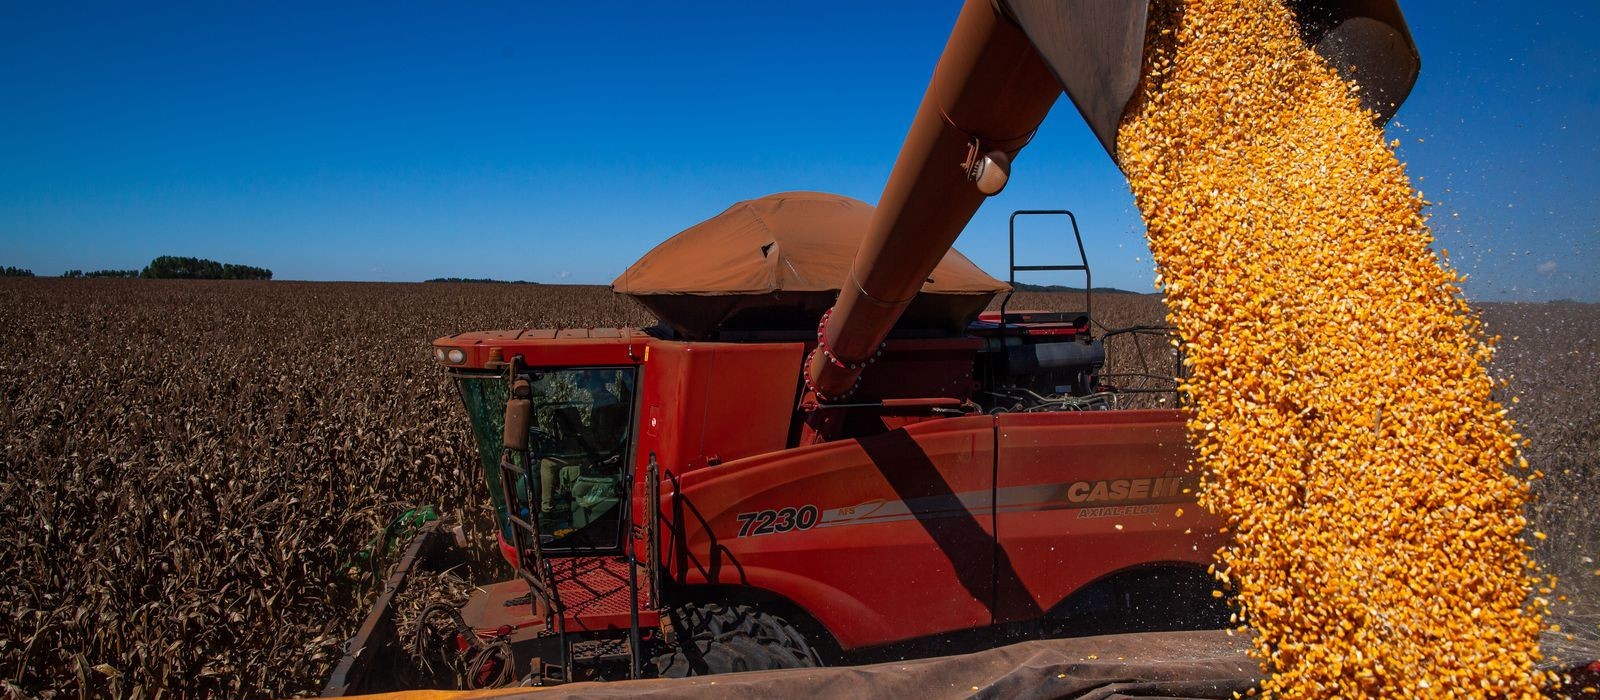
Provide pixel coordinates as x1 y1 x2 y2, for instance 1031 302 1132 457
20 265 536 284
423 277 538 284
53 256 273 280
61 269 139 278
2 257 272 280
1011 281 1146 294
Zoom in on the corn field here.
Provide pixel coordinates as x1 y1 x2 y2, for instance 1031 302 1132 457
0 279 649 698
0 278 1593 697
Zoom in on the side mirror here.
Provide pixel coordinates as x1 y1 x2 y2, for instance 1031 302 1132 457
503 379 532 451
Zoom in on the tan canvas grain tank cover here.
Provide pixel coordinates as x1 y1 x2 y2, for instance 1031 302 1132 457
612 191 1008 296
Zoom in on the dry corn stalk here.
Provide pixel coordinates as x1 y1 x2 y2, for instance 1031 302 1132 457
0 280 652 698
1120 0 1549 696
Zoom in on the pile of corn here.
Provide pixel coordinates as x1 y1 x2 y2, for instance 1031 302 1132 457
1118 0 1550 695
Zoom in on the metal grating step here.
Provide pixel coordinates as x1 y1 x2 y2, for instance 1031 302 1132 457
571 636 632 662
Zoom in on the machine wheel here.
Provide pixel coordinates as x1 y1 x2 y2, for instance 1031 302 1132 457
651 602 822 677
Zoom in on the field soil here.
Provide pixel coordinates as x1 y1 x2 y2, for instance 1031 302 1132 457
0 279 1593 697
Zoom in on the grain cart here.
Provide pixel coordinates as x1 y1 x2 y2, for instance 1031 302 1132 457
325 0 1419 692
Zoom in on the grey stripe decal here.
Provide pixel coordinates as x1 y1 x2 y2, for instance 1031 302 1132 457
814 473 1196 528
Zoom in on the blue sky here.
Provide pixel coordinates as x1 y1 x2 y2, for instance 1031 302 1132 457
1 1 1595 301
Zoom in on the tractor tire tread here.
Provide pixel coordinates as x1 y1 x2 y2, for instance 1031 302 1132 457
652 603 821 678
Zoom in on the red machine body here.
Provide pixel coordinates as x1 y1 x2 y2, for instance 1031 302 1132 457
434 323 1220 657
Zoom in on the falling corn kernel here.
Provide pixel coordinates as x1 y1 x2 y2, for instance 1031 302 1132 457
1119 0 1546 696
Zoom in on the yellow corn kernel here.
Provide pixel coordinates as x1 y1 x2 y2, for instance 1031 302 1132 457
1119 0 1546 696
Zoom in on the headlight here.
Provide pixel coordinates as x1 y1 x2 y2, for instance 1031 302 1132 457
446 348 466 364
433 347 446 362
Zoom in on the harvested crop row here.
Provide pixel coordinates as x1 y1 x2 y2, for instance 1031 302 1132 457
1118 0 1548 696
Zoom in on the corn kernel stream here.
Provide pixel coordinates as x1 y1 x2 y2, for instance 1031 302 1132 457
1117 0 1547 695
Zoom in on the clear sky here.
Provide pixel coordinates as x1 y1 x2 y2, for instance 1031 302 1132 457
1 1 1595 301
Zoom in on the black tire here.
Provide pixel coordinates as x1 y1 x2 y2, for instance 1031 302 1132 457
651 603 823 678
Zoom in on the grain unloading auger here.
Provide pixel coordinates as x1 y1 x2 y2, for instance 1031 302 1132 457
325 1 1419 694
804 0 1419 401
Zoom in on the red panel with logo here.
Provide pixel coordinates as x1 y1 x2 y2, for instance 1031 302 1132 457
993 410 1223 622
665 415 998 649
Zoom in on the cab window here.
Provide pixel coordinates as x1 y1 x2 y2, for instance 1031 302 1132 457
525 367 637 549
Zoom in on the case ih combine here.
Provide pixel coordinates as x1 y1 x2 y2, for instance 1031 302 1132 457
325 0 1422 692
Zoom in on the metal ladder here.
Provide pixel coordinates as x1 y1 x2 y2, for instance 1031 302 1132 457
998 209 1093 326
998 209 1183 400
497 437 569 680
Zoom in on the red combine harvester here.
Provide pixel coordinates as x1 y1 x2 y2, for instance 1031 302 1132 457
325 0 1421 693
